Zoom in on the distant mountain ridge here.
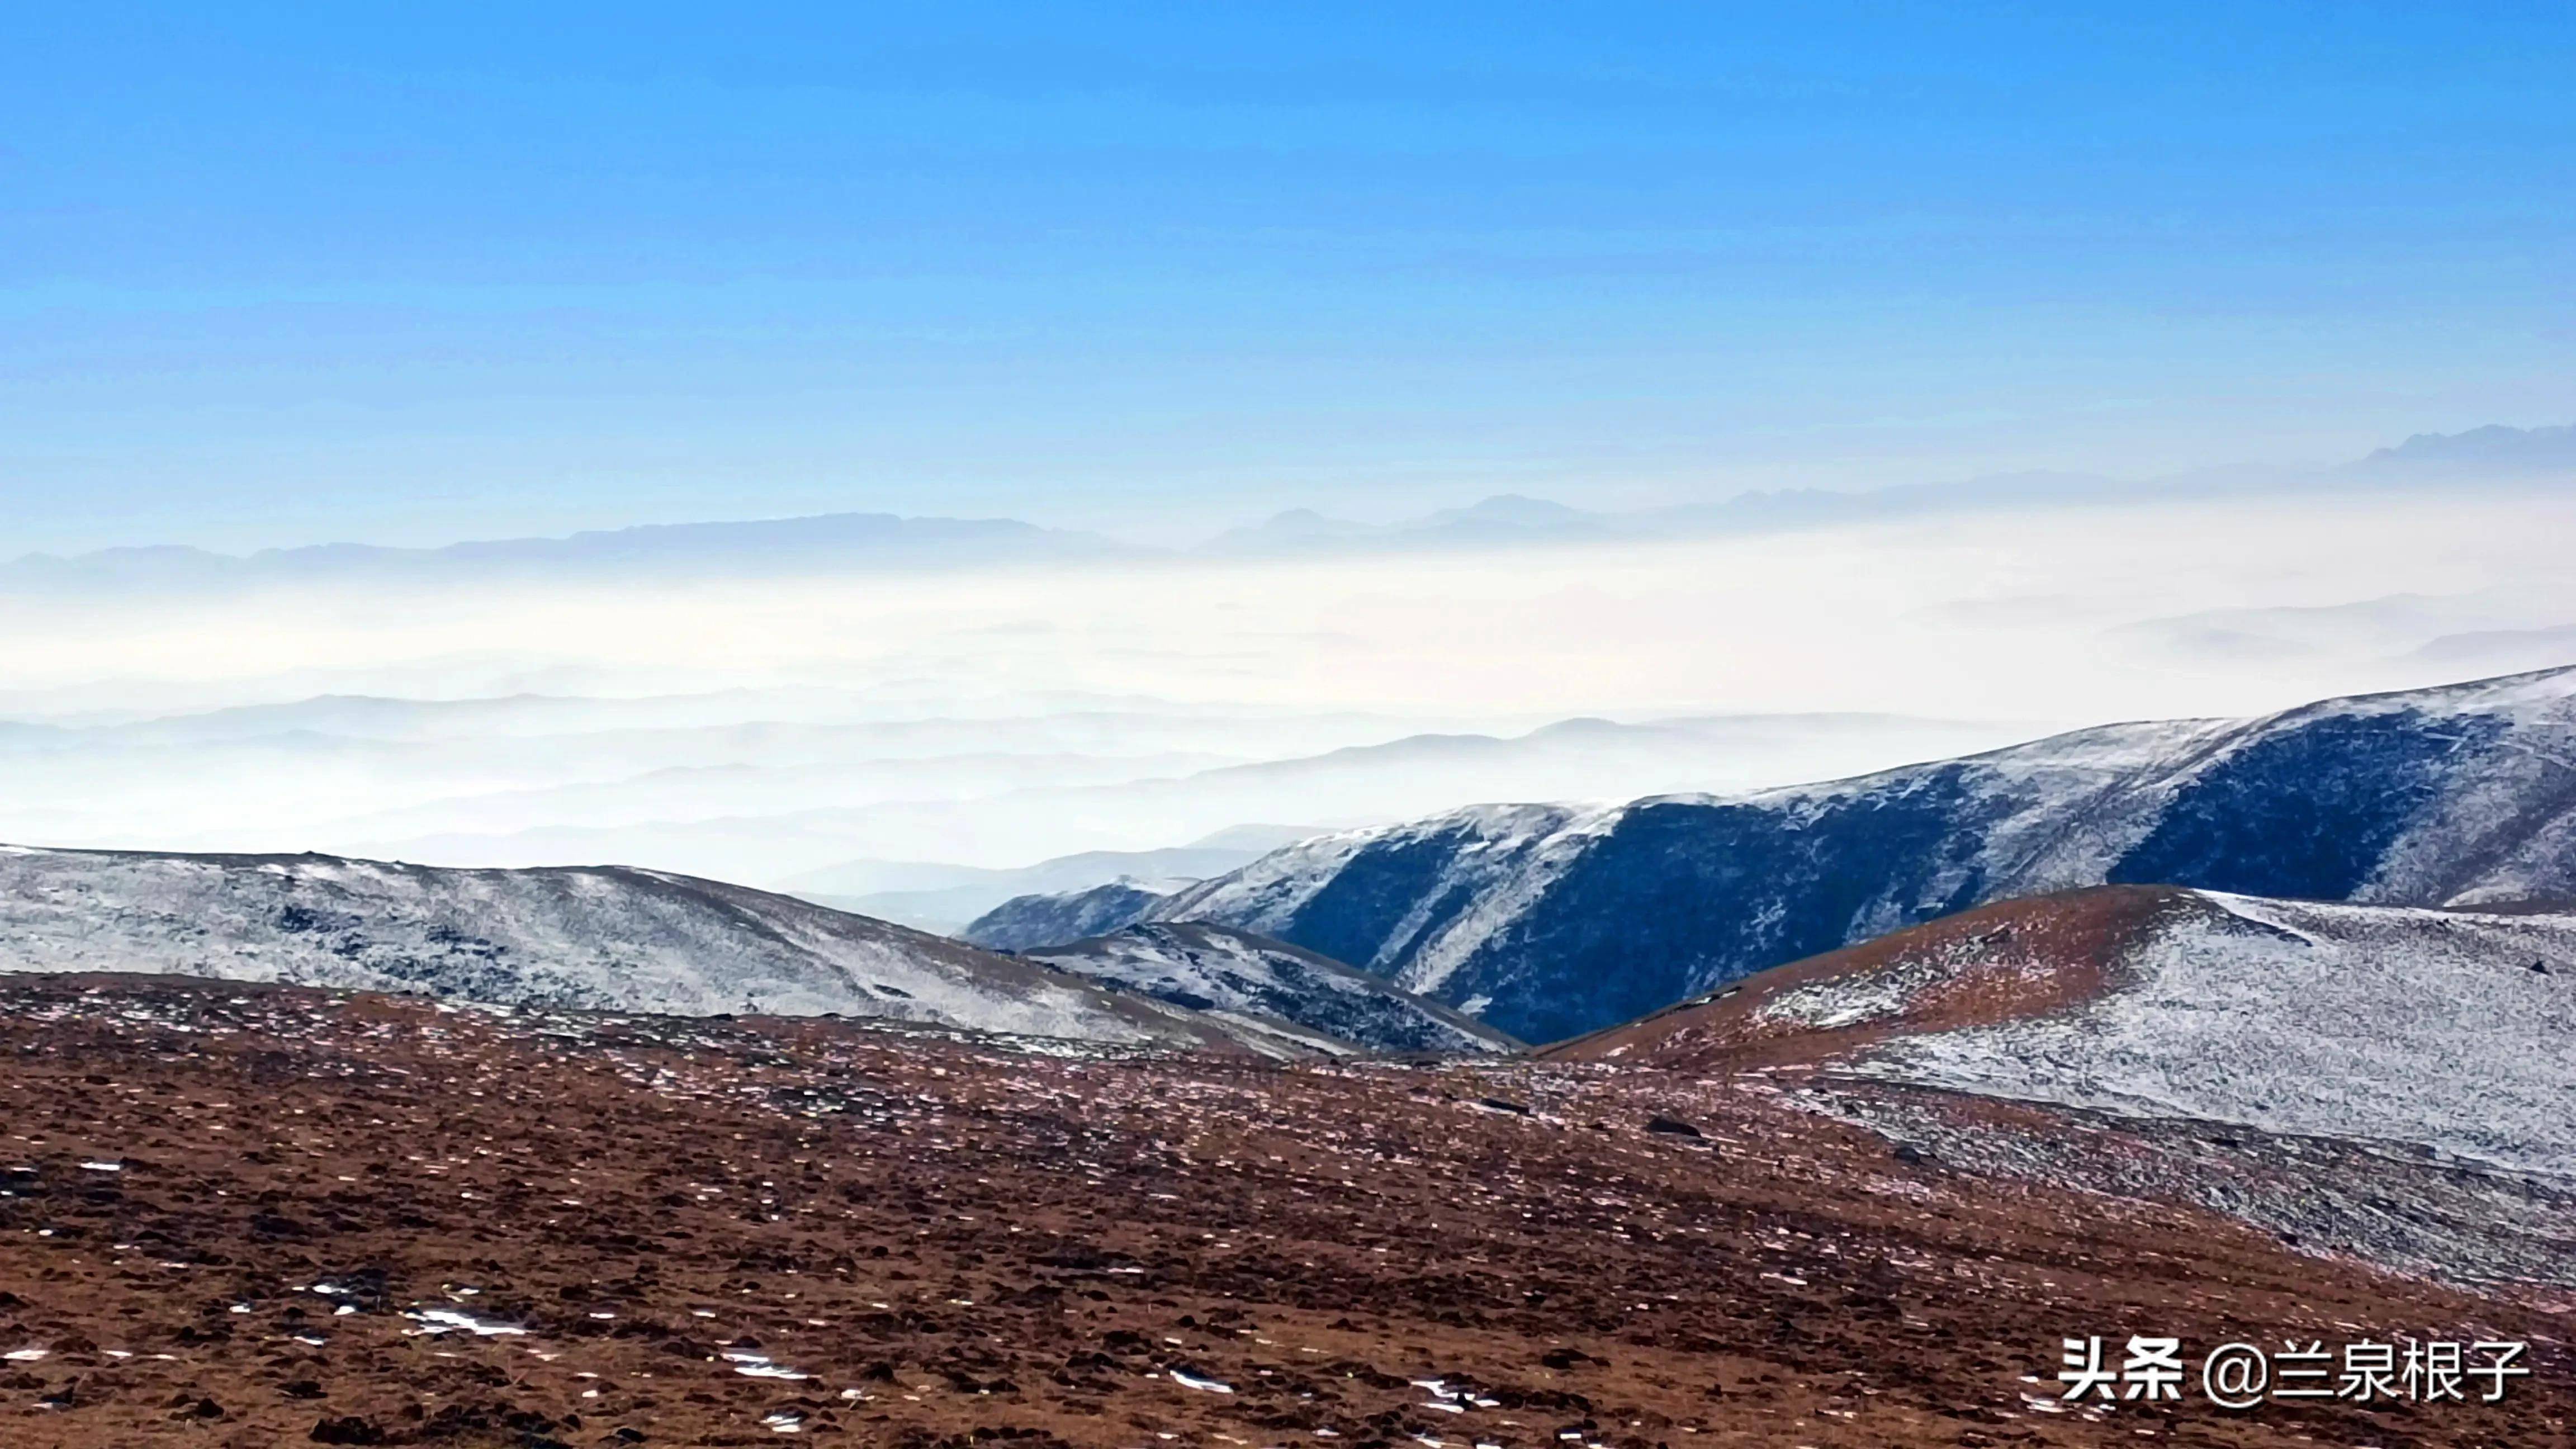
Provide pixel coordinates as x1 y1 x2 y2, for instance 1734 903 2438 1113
1151 666 2576 1043
325 711 2015 887
13 422 2569 590
0 511 1131 594
1205 494 1619 555
1203 422 2576 558
2354 422 2576 475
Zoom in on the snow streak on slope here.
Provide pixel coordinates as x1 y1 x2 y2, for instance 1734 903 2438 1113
1844 887 2576 1181
1025 922 1522 1058
1545 884 2576 1185
1843 893 2576 1178
1159 667 2576 1043
1153 803 1617 987
0 846 1227 1048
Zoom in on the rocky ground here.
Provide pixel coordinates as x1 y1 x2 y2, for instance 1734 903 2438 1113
0 973 2567 1447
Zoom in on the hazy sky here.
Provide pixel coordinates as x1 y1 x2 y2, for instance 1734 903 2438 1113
6 2 2573 553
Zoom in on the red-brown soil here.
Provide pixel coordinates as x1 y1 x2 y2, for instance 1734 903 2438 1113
0 972 2565 1448
1540 887 2190 1074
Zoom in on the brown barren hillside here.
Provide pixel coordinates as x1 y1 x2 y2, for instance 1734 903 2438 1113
1545 883 2576 1294
1540 886 2194 1074
0 971 2568 1447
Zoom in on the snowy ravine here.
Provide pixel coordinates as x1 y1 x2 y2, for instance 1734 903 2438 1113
0 845 1229 1048
1838 892 2576 1180
1153 665 2576 1043
1023 921 1522 1058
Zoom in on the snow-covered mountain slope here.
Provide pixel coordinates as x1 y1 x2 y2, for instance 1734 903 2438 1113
1550 886 2576 1180
1024 921 1521 1058
960 879 1174 951
0 845 1234 1049
1157 666 2576 1043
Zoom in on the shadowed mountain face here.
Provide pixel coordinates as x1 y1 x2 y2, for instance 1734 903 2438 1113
1156 667 2576 1043
2101 710 2504 898
0 845 1233 1050
1023 921 1521 1059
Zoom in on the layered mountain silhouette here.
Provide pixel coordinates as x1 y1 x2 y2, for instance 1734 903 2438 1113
15 422 2569 594
0 512 1130 594
2351 422 2576 476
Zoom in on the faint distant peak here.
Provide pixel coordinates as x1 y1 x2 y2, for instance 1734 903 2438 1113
1412 494 1600 530
1183 823 1329 851
2353 422 2576 473
1202 493 1602 555
1205 508 1379 551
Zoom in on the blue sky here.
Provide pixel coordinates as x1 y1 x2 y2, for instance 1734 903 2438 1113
3 2 2571 552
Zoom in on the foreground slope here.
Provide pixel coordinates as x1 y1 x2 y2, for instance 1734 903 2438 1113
1554 886 2576 1177
0 844 1230 1048
1161 666 2576 1041
0 972 2563 1446
1024 921 1522 1057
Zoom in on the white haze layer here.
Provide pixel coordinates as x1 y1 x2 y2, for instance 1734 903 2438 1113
2 489 2572 886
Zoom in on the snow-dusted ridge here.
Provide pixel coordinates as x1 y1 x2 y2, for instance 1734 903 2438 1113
961 878 1177 952
0 845 1232 1049
1840 892 2576 1179
1157 666 2576 1042
1024 921 1521 1059
1549 882 2576 1182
